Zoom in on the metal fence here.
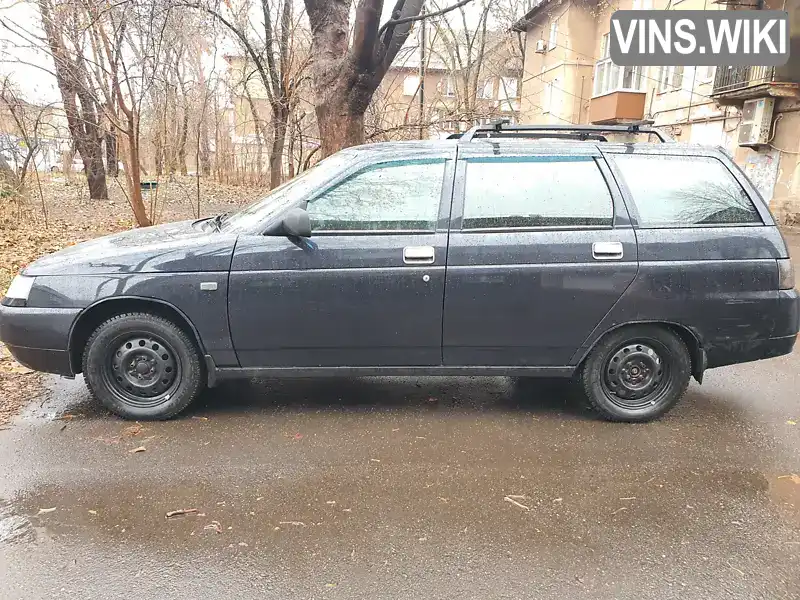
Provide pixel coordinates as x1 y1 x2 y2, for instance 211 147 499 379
713 66 776 93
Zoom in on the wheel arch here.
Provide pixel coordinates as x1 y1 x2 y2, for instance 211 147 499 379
68 296 206 374
575 321 706 383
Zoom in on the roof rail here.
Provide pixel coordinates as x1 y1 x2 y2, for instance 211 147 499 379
459 119 671 143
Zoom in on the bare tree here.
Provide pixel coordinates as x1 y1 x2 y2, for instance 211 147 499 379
180 0 310 188
303 0 473 156
38 0 109 199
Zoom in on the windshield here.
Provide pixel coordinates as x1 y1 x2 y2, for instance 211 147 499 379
220 150 357 232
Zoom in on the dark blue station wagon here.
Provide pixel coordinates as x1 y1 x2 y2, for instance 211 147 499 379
1 124 798 422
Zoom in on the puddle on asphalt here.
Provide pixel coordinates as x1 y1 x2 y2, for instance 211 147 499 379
769 474 800 525
0 499 35 545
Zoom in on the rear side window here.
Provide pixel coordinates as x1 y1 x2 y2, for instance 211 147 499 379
611 154 762 228
461 157 614 229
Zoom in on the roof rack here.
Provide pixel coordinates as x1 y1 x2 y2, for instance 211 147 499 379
458 119 671 143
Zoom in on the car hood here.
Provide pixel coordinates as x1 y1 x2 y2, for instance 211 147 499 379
24 220 238 276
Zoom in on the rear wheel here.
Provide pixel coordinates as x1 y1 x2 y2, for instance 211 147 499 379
82 312 204 420
578 325 691 422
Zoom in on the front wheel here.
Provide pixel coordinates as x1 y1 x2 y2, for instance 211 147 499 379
578 325 691 422
82 312 205 420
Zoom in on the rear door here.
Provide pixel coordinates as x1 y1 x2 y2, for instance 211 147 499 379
442 144 638 367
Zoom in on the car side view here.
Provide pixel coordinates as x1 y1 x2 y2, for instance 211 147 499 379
1 123 798 422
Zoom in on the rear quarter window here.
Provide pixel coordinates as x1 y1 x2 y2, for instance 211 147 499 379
611 154 762 228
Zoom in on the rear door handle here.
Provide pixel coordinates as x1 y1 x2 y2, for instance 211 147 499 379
403 246 435 265
592 241 623 260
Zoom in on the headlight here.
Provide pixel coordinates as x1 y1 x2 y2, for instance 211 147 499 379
2 275 36 307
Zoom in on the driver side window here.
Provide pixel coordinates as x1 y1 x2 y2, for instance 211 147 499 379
307 159 445 232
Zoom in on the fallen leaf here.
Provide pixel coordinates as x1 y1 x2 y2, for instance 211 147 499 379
787 420 797 426
325 583 337 588
166 508 198 518
37 507 56 515
777 474 800 485
129 446 146 454
504 496 530 511
122 423 142 437
204 521 222 533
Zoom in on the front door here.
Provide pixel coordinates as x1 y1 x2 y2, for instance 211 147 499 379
442 147 638 367
229 152 454 368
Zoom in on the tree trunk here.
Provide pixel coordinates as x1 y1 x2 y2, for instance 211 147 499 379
269 106 289 189
315 95 366 157
83 143 108 200
177 101 189 176
106 133 119 177
124 119 151 227
199 120 211 176
38 0 108 200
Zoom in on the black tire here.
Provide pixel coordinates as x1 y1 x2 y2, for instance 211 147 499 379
577 325 691 422
82 312 205 420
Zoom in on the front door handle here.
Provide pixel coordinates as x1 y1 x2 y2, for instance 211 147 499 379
403 246 435 265
592 241 623 260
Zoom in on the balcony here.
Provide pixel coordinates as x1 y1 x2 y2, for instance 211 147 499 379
588 58 646 124
711 66 800 105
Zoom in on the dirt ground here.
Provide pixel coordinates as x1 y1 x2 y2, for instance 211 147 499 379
0 173 269 426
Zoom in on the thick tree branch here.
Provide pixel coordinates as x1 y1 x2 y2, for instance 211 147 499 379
376 0 472 38
353 0 383 71
260 0 282 98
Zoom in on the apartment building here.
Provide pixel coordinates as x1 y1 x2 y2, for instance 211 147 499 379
513 0 800 220
372 33 521 140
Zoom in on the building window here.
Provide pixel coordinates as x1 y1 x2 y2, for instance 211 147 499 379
542 78 560 114
444 76 456 97
499 77 518 100
600 33 610 59
479 79 494 100
548 20 559 50
658 66 684 92
592 58 644 97
698 65 715 82
402 75 420 97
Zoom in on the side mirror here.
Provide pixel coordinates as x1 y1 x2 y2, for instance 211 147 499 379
266 207 312 238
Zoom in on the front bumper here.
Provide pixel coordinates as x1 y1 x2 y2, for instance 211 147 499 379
0 304 81 376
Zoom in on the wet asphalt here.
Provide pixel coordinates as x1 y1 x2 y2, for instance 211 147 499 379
0 364 798 599
0 236 799 599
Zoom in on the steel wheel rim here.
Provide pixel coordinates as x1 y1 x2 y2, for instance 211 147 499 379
601 340 670 410
102 333 181 408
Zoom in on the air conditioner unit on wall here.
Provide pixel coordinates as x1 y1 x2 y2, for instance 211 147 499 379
738 98 775 148
535 39 547 53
